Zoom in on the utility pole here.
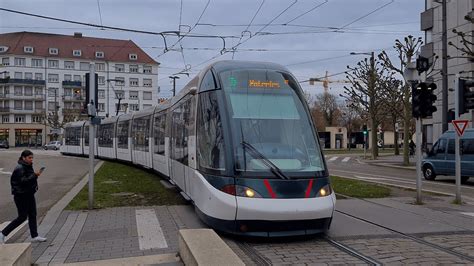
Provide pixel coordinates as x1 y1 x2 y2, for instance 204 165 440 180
369 51 377 159
169 76 180 97
87 63 97 210
442 0 448 132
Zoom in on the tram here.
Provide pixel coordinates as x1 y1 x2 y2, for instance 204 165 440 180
62 60 335 236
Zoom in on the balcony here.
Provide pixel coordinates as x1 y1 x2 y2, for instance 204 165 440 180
63 95 85 102
0 78 46 86
0 107 10 113
10 94 46 100
62 80 82 87
0 93 9 99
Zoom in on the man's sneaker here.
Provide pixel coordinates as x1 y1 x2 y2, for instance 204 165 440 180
0 233 5 244
31 236 47 242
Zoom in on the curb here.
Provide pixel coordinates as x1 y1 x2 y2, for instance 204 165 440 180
366 162 416 171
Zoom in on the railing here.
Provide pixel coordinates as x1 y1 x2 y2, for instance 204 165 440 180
0 93 9 99
63 95 84 101
62 80 82 87
0 78 46 86
0 107 10 113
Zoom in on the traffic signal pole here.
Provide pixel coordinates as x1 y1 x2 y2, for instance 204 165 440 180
454 74 461 203
415 117 422 204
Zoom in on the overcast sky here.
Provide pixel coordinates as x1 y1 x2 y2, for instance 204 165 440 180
0 0 425 98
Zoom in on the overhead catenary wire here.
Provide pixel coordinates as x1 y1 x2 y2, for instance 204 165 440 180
284 0 329 24
96 0 104 28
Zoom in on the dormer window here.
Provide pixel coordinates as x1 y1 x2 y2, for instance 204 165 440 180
24 46 34 53
129 53 138 60
49 48 58 55
73 50 82 57
0 46 8 53
95 51 104 58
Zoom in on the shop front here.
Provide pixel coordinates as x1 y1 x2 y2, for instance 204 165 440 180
15 129 43 147
0 129 8 141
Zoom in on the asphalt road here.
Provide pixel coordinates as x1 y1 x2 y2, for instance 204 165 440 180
325 154 474 202
0 148 90 222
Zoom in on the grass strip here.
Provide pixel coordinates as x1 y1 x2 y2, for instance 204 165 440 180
330 176 391 198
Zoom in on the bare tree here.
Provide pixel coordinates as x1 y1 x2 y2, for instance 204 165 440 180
343 56 394 159
380 78 403 155
338 103 362 150
378 35 423 165
449 13 474 60
314 92 340 127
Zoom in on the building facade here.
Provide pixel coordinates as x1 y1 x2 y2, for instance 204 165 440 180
420 0 474 144
0 32 159 147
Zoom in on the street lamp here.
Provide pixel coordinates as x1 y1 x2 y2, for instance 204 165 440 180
169 72 189 97
107 79 124 116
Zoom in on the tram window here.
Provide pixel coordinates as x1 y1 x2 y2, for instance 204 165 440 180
154 113 166 155
200 71 216 92
84 126 89 146
133 116 150 152
65 127 81 146
98 123 114 148
197 91 225 172
117 120 129 149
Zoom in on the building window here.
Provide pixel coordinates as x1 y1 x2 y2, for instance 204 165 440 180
24 87 33 96
14 58 26 66
15 115 26 123
130 78 139 87
31 59 42 67
130 104 139 111
14 86 22 96
24 101 33 110
143 79 152 87
48 74 59 83
95 51 104 58
143 91 152 100
115 77 125 85
143 66 152 74
35 101 43 110
96 63 105 71
64 74 72 81
98 76 105 85
14 72 22 79
129 54 138 60
129 65 139 73
24 46 34 53
35 73 43 80
73 75 81 81
64 88 72 96
1 58 9 66
49 48 58 55
48 88 58 96
32 115 43 123
79 62 89 70
14 100 22 110
48 60 59 68
115 90 124 99
129 91 138 99
0 46 8 53
34 87 43 95
115 64 125 72
25 73 33 80
98 103 105 112
48 101 57 111
98 90 105 99
64 61 75 69
73 50 82 56
2 115 9 123
143 104 152 109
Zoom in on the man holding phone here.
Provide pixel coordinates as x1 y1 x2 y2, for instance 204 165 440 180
0 150 47 243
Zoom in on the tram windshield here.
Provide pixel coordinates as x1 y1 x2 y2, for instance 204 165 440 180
220 69 326 176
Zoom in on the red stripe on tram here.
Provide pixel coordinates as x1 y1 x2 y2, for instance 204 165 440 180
263 179 277 198
305 179 314 198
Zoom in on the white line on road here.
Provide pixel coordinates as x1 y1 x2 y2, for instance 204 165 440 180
136 209 168 250
328 157 338 162
0 168 12 175
342 157 351 162
460 212 474 217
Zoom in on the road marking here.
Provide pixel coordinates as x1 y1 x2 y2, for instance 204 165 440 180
328 157 338 162
136 209 168 250
342 157 351 162
354 175 415 185
460 212 474 217
0 168 12 175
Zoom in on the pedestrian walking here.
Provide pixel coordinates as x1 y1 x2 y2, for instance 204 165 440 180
0 150 47 244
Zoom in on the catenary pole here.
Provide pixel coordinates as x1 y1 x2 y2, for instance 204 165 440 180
88 63 96 210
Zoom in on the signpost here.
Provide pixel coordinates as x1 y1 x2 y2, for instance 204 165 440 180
452 119 469 203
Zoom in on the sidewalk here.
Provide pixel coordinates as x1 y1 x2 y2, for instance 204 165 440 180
363 154 417 170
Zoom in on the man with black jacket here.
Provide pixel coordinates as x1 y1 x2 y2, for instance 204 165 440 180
1 150 47 243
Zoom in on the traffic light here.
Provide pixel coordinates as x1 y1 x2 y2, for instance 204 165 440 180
85 73 98 110
412 82 437 118
362 125 368 135
459 78 474 115
416 56 430 74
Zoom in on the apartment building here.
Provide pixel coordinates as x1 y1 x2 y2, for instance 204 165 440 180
420 0 474 144
0 31 159 147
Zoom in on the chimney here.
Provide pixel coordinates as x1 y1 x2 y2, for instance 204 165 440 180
73 32 83 38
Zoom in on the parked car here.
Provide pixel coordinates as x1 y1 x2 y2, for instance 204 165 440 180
0 140 9 149
422 129 474 183
44 141 62 150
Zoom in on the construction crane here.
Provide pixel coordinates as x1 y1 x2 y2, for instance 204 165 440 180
309 71 351 93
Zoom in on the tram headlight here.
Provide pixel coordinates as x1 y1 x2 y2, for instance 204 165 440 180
221 185 262 198
317 184 332 197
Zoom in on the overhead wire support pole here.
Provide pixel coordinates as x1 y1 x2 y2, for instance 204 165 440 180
442 0 448 132
88 63 96 210
169 76 180 97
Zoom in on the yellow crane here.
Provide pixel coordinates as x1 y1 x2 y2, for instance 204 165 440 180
309 71 351 92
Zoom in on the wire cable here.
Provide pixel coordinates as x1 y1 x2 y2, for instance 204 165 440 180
96 0 104 28
284 0 328 24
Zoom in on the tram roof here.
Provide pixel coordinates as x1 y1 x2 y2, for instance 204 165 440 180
207 60 290 74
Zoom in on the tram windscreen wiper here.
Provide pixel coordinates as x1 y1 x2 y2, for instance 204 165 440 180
241 141 290 180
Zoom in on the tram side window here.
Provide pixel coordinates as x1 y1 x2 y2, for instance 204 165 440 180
65 127 81 146
84 126 89 146
133 116 150 151
117 120 129 149
200 71 216 92
154 113 166 155
98 123 114 148
197 91 225 172
171 103 186 164
462 139 474 155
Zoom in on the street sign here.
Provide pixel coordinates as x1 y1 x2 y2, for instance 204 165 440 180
452 119 469 137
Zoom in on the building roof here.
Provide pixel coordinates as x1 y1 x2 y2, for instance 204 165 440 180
0 31 158 64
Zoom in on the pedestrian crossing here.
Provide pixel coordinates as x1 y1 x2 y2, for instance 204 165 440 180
325 156 356 163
